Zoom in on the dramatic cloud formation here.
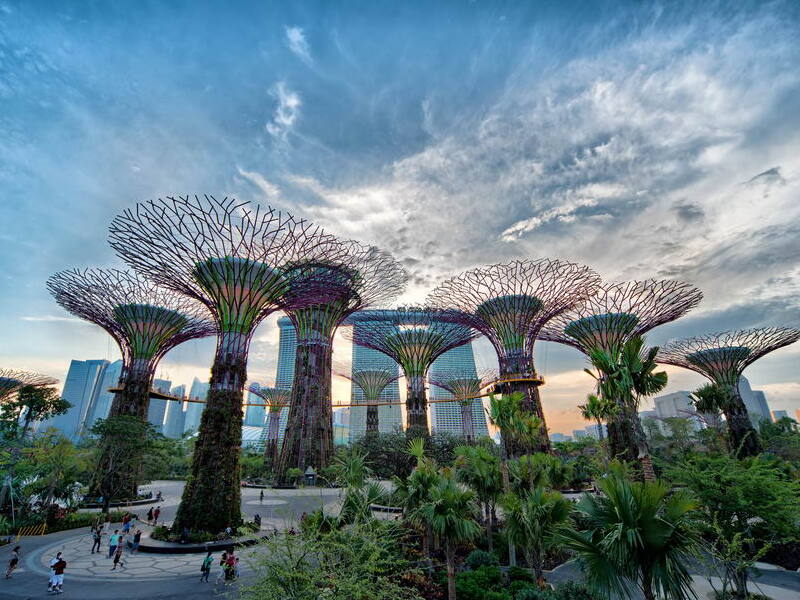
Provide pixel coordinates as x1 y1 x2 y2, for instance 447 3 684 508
265 81 302 140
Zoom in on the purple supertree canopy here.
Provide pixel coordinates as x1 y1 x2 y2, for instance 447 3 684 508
46 268 216 367
0 369 58 402
540 279 703 354
657 327 800 387
336 366 400 404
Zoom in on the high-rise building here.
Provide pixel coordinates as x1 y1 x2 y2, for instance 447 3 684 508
550 432 571 443
771 410 789 421
255 316 297 450
183 377 209 434
349 319 402 442
244 382 267 427
653 391 703 433
572 429 588 440
146 378 172 432
584 423 607 439
738 377 772 425
162 384 187 438
333 407 350 427
86 359 124 428
46 359 109 440
429 343 489 439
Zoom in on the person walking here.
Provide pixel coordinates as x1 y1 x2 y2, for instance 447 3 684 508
47 551 61 591
111 545 125 570
131 529 142 554
5 546 20 579
146 507 154 525
199 551 213 582
153 506 161 525
224 551 236 581
90 526 102 554
122 513 132 535
51 553 66 594
215 551 228 584
254 513 261 528
234 556 240 579
108 529 120 559
259 489 264 504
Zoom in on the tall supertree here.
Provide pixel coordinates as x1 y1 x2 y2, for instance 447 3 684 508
539 280 703 466
275 242 406 479
427 259 600 452
428 370 488 443
109 194 333 533
47 268 215 498
344 308 478 436
658 327 800 457
336 366 400 437
248 386 290 467
0 369 57 402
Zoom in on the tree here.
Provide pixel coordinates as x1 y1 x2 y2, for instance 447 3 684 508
577 394 616 443
669 454 800 599
502 487 572 583
454 445 503 553
331 447 388 524
395 438 441 560
0 385 70 442
558 471 700 600
419 476 482 600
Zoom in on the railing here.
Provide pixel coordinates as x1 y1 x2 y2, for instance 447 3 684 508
16 522 47 540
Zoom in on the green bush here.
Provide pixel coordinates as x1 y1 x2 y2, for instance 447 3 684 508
516 588 553 600
515 582 601 600
40 510 126 534
465 548 499 570
507 565 535 583
456 565 508 600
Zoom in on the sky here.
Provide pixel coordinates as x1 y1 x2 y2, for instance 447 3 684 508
1 1 799 434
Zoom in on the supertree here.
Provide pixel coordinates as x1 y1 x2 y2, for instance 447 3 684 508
248 386 291 466
344 308 479 436
539 280 703 467
46 268 215 498
428 370 489 443
109 194 333 533
427 259 600 452
275 241 406 479
0 369 57 402
336 366 401 437
658 327 800 457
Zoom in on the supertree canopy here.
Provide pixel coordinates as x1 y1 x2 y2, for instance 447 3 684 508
658 327 800 457
109 194 334 533
275 241 406 479
0 369 57 403
427 259 600 451
344 308 478 436
539 279 702 464
428 370 486 443
336 366 400 436
248 386 291 466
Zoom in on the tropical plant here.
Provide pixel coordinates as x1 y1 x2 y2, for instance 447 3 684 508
558 470 701 600
502 487 572 582
419 476 482 600
508 453 572 494
394 438 441 559
577 394 616 442
454 445 503 552
0 385 70 442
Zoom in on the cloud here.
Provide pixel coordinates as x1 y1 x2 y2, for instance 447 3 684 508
237 167 281 200
21 315 84 323
265 82 302 140
285 26 312 64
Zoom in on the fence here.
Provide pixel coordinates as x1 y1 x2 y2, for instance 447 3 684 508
15 522 47 540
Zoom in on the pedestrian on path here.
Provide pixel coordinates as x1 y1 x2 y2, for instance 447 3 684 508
259 490 264 503
199 551 213 582
131 529 141 553
111 545 125 570
122 514 132 534
108 530 120 558
47 551 61 591
50 554 66 594
153 506 161 525
146 507 154 525
90 526 102 554
5 545 20 579
215 551 227 584
224 552 236 581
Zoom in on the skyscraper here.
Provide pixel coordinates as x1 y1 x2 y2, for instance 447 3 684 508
163 384 187 438
46 359 109 440
349 321 402 442
772 409 789 421
244 382 267 427
256 316 297 450
738 376 772 425
653 391 703 433
86 359 123 429
183 377 209 434
429 343 489 438
147 378 172 432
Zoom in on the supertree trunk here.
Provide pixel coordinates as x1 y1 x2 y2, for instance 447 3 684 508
406 375 429 437
498 354 550 453
263 410 281 467
366 404 380 435
89 359 155 501
726 384 762 457
173 331 247 533
276 341 334 480
607 399 655 481
460 402 475 443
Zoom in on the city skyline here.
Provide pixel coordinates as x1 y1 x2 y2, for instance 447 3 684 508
2 2 799 433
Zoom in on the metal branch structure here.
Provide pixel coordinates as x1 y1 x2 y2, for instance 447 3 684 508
109 194 334 532
248 386 291 467
658 327 800 457
47 268 215 499
428 370 488 443
427 259 600 451
336 367 400 436
539 279 702 464
0 369 57 403
344 308 479 436
275 241 406 479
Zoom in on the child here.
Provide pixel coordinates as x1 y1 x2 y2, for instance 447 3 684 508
111 545 125 570
199 551 213 582
5 545 20 579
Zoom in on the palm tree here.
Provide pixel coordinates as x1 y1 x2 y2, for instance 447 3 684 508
690 383 729 451
577 393 617 442
502 487 572 584
454 445 503 552
332 448 388 524
419 476 482 600
558 470 701 600
395 437 441 560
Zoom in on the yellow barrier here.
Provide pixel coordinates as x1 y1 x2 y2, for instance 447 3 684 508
15 522 47 540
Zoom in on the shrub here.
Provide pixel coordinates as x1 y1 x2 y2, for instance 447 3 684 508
507 565 535 583
465 548 499 570
455 565 507 600
516 588 554 600
44 510 126 534
515 583 600 600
